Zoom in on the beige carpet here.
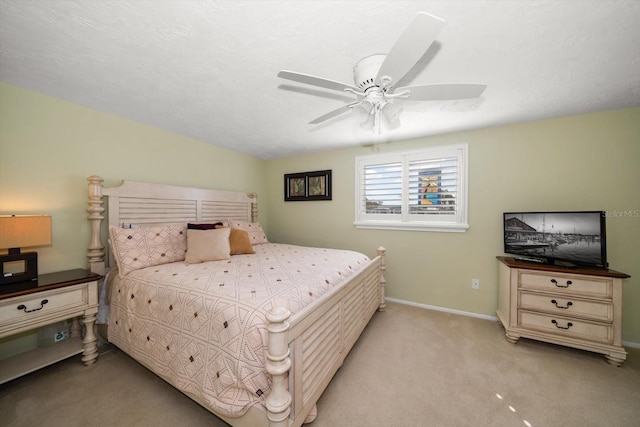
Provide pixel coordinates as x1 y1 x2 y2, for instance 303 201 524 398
1 302 639 427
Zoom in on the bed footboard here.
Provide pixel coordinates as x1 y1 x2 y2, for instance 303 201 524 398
265 306 293 427
266 248 386 427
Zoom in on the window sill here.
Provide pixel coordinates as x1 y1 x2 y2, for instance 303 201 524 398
353 221 469 233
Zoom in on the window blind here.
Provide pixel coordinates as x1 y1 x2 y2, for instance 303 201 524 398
355 144 468 232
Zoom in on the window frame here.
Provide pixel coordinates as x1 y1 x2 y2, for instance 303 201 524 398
354 143 469 232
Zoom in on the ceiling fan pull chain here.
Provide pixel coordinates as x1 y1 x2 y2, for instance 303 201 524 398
374 104 382 134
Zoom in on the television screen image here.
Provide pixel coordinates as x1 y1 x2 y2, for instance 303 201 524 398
503 211 607 268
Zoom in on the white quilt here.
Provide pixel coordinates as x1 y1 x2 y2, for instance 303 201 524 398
107 243 370 418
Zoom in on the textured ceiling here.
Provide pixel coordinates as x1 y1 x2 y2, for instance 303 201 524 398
1 1 639 159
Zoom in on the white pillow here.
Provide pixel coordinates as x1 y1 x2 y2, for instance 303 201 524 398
109 224 187 278
185 227 231 264
227 219 269 245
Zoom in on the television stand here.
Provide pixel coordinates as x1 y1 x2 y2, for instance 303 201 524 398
496 256 630 366
514 256 545 264
552 260 577 268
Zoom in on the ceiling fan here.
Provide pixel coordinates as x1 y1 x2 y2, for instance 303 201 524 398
277 12 487 133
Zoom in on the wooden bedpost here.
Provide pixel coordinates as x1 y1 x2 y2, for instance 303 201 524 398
377 247 387 312
265 306 292 427
87 176 106 275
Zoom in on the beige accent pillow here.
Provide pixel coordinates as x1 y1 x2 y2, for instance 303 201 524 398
109 224 187 278
185 227 231 264
227 220 269 245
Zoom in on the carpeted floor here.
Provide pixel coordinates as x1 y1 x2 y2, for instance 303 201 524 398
1 302 639 427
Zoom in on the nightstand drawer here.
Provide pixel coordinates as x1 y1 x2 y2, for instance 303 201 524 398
519 271 611 298
0 285 89 332
519 310 612 344
519 291 613 322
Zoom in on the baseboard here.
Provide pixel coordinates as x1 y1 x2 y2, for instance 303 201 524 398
385 297 498 322
384 297 640 349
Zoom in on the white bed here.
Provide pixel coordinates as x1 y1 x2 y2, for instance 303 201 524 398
86 176 386 427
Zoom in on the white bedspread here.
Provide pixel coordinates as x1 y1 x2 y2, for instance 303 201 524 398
107 243 370 418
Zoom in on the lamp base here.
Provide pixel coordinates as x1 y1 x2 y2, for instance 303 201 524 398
0 251 38 285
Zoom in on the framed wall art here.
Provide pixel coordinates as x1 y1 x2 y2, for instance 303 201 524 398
284 170 332 201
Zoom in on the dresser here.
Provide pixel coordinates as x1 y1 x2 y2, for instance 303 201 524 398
496 256 630 366
0 269 101 383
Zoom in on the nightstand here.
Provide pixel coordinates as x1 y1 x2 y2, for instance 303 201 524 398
0 269 101 383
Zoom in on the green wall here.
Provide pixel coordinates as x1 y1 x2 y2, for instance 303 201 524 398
0 82 266 356
0 82 267 273
1 82 638 348
265 108 640 344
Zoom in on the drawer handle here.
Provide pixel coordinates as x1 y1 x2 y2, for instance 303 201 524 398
551 319 573 330
551 299 573 309
16 299 49 313
550 278 572 288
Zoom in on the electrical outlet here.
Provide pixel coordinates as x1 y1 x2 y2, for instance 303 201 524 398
472 278 480 289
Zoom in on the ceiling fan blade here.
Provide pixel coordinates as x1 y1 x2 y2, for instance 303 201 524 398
394 83 487 100
278 70 357 93
375 12 445 88
309 103 357 124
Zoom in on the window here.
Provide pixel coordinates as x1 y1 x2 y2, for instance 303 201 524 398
354 144 468 232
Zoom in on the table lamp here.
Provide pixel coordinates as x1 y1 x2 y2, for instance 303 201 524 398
0 215 52 285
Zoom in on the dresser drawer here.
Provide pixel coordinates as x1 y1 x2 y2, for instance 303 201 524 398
519 271 612 298
518 310 612 344
0 285 89 329
519 291 613 322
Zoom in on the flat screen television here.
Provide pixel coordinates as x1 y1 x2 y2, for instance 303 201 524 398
503 211 607 268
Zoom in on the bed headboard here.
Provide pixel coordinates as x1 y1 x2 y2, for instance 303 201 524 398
86 176 258 275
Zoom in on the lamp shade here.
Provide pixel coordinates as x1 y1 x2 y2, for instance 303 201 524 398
0 215 52 250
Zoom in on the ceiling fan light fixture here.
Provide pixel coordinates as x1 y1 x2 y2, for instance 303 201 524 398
358 102 401 133
356 100 374 115
381 101 402 123
359 110 376 131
